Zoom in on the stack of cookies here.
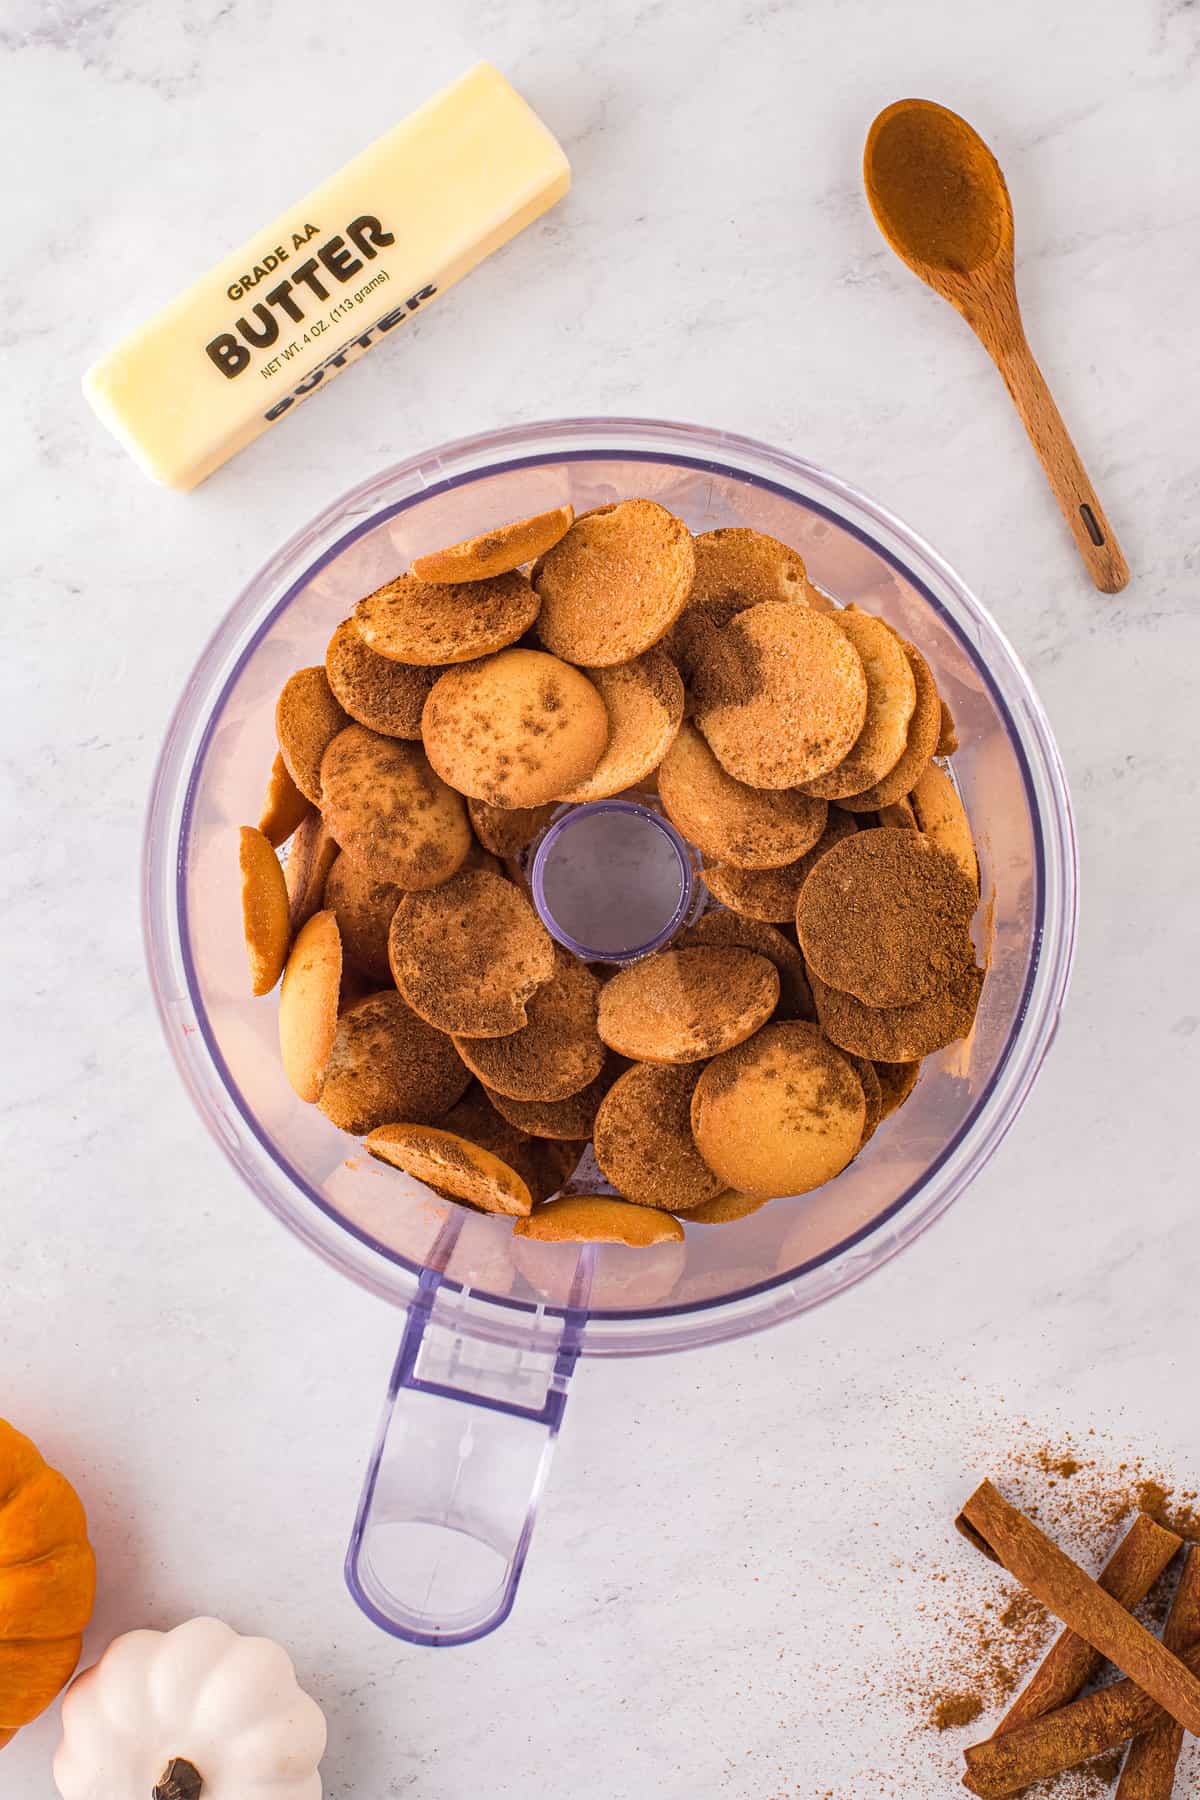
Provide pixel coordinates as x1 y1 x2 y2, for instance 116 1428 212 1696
238 498 983 1251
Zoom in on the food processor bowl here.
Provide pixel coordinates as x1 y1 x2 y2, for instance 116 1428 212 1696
143 417 1076 1645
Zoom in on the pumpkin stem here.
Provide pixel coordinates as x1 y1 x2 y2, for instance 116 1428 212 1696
153 1758 203 1800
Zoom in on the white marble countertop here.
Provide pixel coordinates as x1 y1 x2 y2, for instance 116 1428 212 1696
4 1 1199 1794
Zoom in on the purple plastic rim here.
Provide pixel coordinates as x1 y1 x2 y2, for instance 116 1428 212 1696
529 800 695 963
142 415 1078 1356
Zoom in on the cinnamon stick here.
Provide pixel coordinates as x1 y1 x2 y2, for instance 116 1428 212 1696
957 1482 1200 1734
995 1513 1181 1732
1115 1547 1200 1799
962 1642 1200 1797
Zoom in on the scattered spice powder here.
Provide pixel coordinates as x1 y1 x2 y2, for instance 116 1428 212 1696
914 1581 1052 1734
932 1692 982 1731
1038 1450 1083 1480
1137 1477 1199 1539
1000 1590 1045 1633
1003 1438 1200 1545
907 1436 1200 1796
798 1405 1200 1798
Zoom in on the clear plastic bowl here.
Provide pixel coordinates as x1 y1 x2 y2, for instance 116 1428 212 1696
143 417 1076 1645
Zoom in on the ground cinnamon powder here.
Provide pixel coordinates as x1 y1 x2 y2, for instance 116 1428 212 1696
694 603 869 788
932 1693 983 1731
867 105 1003 273
592 1061 723 1211
913 1439 1200 1795
793 1410 1200 1799
809 960 984 1062
596 946 779 1062
389 868 555 1036
1136 1479 1199 1539
325 618 439 737
915 1584 1051 1736
453 948 604 1102
796 827 977 1007
692 617 765 710
1008 1442 1200 1545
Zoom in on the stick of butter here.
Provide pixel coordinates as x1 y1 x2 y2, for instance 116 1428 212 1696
84 63 569 491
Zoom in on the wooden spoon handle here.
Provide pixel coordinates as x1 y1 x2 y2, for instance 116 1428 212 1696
991 336 1129 592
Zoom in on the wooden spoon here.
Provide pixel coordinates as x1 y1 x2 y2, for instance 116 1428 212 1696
864 98 1129 593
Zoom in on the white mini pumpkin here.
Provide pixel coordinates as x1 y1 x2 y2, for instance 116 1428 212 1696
53 1616 325 1800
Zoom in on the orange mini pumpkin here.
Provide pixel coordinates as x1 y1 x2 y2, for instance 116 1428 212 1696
0 1420 96 1750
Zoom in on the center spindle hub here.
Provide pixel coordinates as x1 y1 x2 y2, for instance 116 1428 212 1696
530 801 696 963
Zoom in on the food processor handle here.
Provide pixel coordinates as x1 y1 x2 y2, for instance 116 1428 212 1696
344 1273 583 1646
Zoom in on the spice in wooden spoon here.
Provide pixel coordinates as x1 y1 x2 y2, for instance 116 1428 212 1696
864 97 1129 593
